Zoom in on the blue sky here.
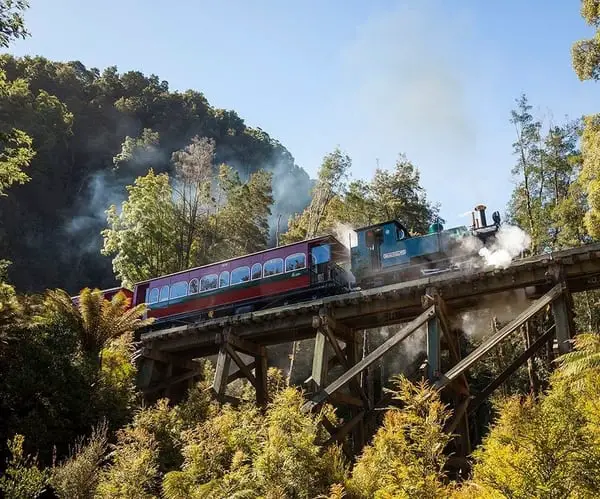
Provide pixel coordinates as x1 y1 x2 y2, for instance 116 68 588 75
7 0 599 229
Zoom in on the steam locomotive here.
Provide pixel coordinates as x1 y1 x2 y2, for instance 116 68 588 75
74 204 501 326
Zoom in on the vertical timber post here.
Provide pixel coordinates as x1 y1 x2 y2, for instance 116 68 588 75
255 346 268 407
346 330 366 452
311 318 329 391
552 290 573 354
137 357 156 391
212 344 231 401
427 316 441 381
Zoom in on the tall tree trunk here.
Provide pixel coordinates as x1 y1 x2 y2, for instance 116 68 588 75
522 321 539 394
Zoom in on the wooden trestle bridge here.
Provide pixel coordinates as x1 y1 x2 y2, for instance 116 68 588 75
136 242 600 461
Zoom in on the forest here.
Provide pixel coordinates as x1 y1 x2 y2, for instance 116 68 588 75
3 0 600 497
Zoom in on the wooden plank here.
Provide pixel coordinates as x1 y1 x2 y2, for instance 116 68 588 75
311 329 329 390
468 325 555 414
321 323 370 407
212 345 231 397
325 410 366 445
435 284 563 390
224 330 263 356
329 391 364 407
227 361 256 384
224 343 257 389
143 369 201 395
552 294 572 354
255 346 268 407
302 306 436 412
427 317 440 381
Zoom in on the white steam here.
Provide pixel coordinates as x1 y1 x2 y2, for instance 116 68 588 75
454 289 531 341
453 224 532 271
478 225 531 269
333 222 358 249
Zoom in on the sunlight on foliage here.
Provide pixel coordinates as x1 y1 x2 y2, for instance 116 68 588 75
0 434 49 499
347 376 453 499
96 426 160 499
51 422 108 499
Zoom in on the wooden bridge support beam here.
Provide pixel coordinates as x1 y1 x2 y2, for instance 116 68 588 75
211 329 269 407
427 316 441 381
136 348 205 402
308 309 370 454
552 290 573 354
435 283 565 391
424 288 472 457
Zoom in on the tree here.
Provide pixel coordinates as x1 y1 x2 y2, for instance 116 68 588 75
40 287 152 362
113 128 162 171
462 370 600 497
0 54 311 294
282 153 438 244
554 333 600 387
365 155 439 234
0 0 29 48
102 169 178 286
171 136 215 269
305 148 351 238
572 0 600 81
507 95 586 254
571 2 600 240
214 164 273 258
0 1 34 199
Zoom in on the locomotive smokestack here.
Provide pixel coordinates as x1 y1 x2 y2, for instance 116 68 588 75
474 204 487 228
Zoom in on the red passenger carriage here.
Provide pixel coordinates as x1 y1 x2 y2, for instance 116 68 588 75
132 235 350 326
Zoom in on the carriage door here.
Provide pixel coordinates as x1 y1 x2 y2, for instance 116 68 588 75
365 228 384 271
310 244 331 285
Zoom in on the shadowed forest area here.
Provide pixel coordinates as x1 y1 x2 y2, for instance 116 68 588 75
4 1 600 497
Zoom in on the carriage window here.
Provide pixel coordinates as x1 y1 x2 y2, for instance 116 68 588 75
311 244 331 265
231 266 250 285
251 263 262 280
189 278 199 294
159 285 170 302
219 271 230 288
263 258 283 277
170 281 188 299
200 274 218 292
285 253 306 272
148 288 159 304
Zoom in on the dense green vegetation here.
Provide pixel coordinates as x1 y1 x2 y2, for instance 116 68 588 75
4 0 600 497
0 8 312 294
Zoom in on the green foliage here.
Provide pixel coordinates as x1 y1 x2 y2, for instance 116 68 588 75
0 434 49 499
347 377 453 499
102 170 178 286
0 2 36 198
162 387 346 499
51 422 108 499
0 0 29 48
102 148 274 286
464 372 600 498
572 0 600 81
0 55 310 294
0 126 34 196
96 426 160 499
282 153 438 244
41 287 153 361
507 94 584 253
555 332 600 389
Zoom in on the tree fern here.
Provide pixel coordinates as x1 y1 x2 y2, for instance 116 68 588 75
42 287 153 362
555 333 600 385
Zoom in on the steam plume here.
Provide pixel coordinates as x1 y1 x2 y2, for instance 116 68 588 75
478 225 531 269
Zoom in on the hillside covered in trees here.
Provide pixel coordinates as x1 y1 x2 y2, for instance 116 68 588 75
0 36 313 294
5 1 600 498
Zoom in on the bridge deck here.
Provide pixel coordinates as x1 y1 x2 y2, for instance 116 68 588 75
140 242 600 358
